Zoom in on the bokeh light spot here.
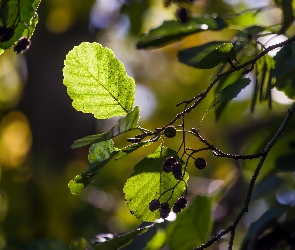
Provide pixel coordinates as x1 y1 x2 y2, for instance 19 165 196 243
0 112 32 169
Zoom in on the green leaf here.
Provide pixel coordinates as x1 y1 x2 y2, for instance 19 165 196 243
115 141 152 160
68 175 85 195
136 15 227 49
241 207 286 250
68 140 119 195
123 146 189 222
178 41 235 68
72 106 140 148
210 78 251 108
145 228 166 250
252 175 283 200
0 0 40 54
166 196 213 250
279 0 294 34
92 224 153 250
63 42 135 119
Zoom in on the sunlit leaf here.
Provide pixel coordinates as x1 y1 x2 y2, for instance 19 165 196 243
136 15 227 49
166 196 213 250
210 78 251 108
0 0 40 54
123 146 188 222
63 42 135 119
68 140 119 195
72 106 140 148
92 224 154 250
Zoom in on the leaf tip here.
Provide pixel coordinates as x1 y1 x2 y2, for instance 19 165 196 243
68 175 84 195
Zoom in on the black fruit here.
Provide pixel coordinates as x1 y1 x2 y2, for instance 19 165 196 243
163 156 177 172
149 199 160 212
160 202 171 219
164 125 177 138
194 157 207 169
176 7 188 23
14 37 31 54
172 197 188 213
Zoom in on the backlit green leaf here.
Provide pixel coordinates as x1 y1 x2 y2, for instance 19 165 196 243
63 42 135 119
166 196 213 250
136 15 227 49
72 106 140 148
68 140 119 195
123 146 188 222
0 0 40 54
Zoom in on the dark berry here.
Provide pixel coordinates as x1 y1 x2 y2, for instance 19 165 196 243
176 7 188 23
173 168 183 180
172 161 182 171
172 197 188 213
163 156 177 172
14 37 31 54
194 158 207 170
164 125 177 138
149 199 160 212
160 202 170 219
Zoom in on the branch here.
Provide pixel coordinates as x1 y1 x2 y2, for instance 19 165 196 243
171 34 295 126
194 102 295 250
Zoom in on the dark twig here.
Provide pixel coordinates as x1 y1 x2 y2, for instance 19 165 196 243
194 102 295 250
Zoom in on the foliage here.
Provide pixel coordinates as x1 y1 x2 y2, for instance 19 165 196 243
60 0 295 249
2 0 295 249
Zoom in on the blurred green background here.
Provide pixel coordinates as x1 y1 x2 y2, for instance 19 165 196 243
0 0 294 249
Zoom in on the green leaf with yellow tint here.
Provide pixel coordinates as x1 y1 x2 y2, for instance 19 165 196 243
63 42 135 119
123 146 188 222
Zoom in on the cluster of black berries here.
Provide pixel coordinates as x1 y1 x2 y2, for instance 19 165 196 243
149 196 188 218
163 156 183 180
149 199 171 219
172 196 188 213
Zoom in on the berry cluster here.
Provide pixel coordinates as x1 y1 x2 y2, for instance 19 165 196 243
149 197 188 218
163 156 183 180
149 199 171 219
172 197 188 213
